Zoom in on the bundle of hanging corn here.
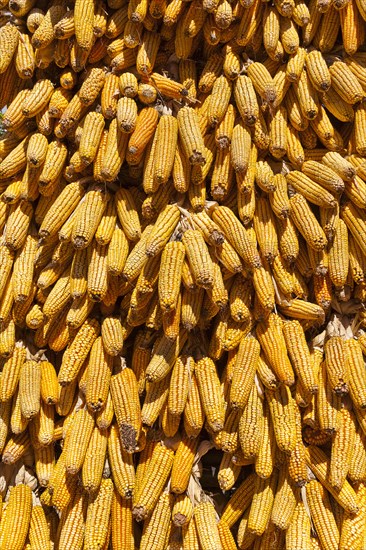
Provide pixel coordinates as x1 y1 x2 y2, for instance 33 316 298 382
0 0 366 548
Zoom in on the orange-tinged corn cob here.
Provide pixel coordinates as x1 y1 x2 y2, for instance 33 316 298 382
127 107 158 165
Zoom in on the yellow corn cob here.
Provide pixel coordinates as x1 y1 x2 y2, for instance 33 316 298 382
304 445 359 514
114 187 141 242
172 494 194 527
108 423 135 498
339 482 366 550
289 193 327 250
263 5 280 58
111 490 135 550
111 367 141 453
329 405 355 491
220 472 256 527
107 224 129 276
74 0 94 50
86 336 113 412
133 442 174 521
117 97 138 134
285 500 311 550
28 504 51 550
177 106 206 165
69 247 88 299
247 61 277 105
256 313 295 386
101 316 124 356
329 60 364 104
100 74 120 120
82 425 108 493
324 336 349 395
282 319 318 393
84 478 114 550
87 240 108 302
271 466 299 531
15 33 35 78
0 23 19 74
344 338 366 409
195 355 224 432
181 229 213 289
101 118 129 182
58 485 86 550
0 484 32 550
19 359 41 419
38 178 88 239
248 470 279 536
306 480 340 550
171 435 199 494
183 371 205 438
71 185 109 249
58 317 100 385
238 383 263 459
0 343 25 401
157 241 185 312
96 389 115 430
317 359 341 434
65 407 94 474
79 111 105 165
306 49 331 92
229 336 260 409
321 86 355 123
266 384 297 454
40 361 58 405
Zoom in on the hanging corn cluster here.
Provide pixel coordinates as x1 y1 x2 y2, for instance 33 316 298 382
0 0 365 547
